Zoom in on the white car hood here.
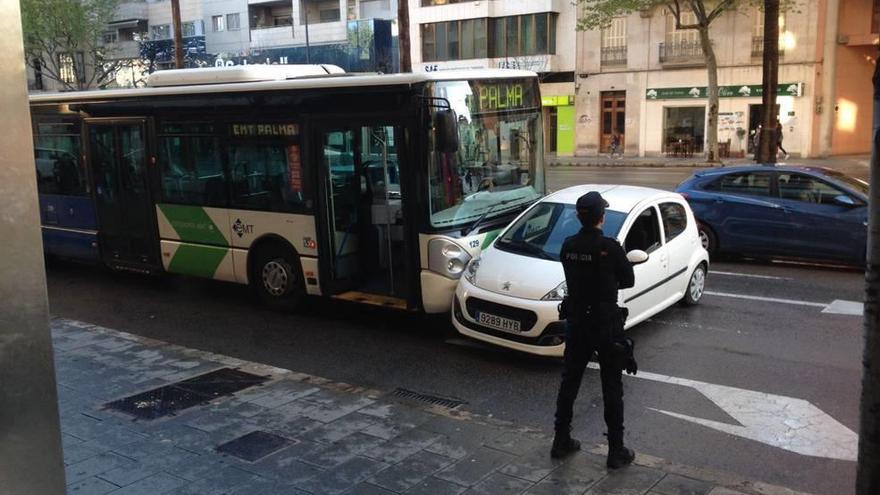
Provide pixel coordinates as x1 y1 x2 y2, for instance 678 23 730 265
472 246 564 300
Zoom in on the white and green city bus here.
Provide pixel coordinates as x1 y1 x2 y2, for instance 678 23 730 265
30 65 545 313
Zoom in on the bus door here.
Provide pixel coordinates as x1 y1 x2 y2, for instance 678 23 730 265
86 119 159 270
316 122 409 309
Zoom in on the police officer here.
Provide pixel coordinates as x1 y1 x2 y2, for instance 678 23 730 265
551 191 636 469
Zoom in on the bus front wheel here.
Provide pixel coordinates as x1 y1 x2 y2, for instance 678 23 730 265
250 243 305 312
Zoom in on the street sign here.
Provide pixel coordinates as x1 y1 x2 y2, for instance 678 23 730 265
589 363 857 461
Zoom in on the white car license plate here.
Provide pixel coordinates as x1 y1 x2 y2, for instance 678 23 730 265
477 312 521 332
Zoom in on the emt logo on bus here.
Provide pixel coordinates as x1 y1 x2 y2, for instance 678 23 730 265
232 124 298 138
476 83 524 112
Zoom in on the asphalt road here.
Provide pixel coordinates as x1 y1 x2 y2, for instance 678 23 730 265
45 167 865 494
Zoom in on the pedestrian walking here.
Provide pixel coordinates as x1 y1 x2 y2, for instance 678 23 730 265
609 133 622 158
552 191 638 469
776 119 789 159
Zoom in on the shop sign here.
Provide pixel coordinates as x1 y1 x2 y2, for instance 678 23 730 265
541 95 575 107
646 83 804 100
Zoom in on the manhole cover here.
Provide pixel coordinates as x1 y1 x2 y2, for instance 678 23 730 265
216 431 296 462
104 368 269 420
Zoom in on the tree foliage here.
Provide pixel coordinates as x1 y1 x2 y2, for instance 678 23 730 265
21 0 121 90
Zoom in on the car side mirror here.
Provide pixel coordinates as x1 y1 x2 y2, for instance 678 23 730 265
627 250 649 265
434 109 460 153
833 195 859 207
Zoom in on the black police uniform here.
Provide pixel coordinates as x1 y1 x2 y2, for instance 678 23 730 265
552 191 636 466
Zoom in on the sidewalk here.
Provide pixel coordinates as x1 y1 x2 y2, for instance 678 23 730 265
546 154 870 176
53 318 810 495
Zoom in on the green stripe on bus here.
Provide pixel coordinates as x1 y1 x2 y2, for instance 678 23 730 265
167 244 229 278
481 229 502 248
159 204 228 246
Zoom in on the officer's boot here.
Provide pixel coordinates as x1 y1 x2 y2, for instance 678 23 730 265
550 426 581 459
606 430 635 469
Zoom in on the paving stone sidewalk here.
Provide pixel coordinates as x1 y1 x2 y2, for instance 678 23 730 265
52 318 810 495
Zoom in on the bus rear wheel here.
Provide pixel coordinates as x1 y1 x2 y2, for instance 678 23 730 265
250 243 305 312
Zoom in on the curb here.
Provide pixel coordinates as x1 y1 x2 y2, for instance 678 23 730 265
57 317 814 495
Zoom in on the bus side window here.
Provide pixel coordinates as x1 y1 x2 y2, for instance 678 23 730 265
158 128 225 207
229 134 307 213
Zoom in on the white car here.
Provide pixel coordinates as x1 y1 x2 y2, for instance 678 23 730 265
451 184 710 357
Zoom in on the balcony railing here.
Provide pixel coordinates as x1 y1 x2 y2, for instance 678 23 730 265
600 46 627 67
659 40 704 65
751 36 785 58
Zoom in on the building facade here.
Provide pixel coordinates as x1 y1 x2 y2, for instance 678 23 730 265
408 0 578 155
575 0 876 158
28 0 399 92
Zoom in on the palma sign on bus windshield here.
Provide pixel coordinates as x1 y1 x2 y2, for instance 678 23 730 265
468 80 538 114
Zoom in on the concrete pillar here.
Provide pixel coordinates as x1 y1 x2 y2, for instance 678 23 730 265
819 0 840 157
0 1 66 493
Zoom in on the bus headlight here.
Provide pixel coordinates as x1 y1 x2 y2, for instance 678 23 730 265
541 281 568 301
463 257 481 284
428 238 472 279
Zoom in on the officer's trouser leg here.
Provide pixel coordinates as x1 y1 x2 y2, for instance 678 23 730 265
597 346 625 444
554 322 592 432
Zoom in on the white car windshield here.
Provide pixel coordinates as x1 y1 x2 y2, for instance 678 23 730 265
495 202 626 261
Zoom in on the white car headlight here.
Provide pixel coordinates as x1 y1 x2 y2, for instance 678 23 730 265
463 257 481 284
541 281 568 301
428 238 472 279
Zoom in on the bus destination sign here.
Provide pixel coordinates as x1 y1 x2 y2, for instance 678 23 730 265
477 83 524 112
232 123 298 138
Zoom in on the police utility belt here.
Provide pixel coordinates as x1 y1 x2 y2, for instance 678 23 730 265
557 297 638 375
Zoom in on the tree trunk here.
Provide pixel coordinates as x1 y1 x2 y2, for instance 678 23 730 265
757 0 780 164
171 0 184 69
398 0 411 72
857 44 880 495
699 26 719 162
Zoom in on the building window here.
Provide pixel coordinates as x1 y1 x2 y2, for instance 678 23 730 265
660 12 702 63
102 31 118 44
664 106 705 154
422 13 555 62
227 13 241 30
421 0 470 5
301 0 341 24
58 53 82 85
212 15 225 32
151 24 171 39
182 21 196 37
32 59 44 90
601 17 627 66
874 0 880 33
751 9 785 57
347 0 357 20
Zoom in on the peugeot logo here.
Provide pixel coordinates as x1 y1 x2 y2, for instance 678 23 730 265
501 282 511 291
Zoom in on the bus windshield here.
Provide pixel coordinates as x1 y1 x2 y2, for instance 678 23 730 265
427 79 544 229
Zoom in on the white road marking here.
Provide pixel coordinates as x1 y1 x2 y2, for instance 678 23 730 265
704 290 827 308
709 271 790 281
822 299 864 316
705 290 864 316
587 363 858 461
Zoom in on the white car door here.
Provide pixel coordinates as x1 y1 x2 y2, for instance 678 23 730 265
619 204 669 326
658 200 697 304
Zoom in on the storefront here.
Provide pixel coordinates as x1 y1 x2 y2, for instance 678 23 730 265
542 94 575 156
644 82 805 157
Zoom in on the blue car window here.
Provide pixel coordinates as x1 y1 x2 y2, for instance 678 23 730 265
708 172 772 196
778 173 848 205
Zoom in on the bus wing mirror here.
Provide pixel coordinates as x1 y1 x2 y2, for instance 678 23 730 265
435 109 460 153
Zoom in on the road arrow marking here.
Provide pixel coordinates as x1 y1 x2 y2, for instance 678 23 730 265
587 363 858 461
822 299 864 316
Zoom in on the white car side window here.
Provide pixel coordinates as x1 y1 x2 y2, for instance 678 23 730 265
625 207 663 254
659 202 688 243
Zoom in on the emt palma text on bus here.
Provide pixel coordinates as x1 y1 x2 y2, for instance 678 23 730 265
29 65 546 313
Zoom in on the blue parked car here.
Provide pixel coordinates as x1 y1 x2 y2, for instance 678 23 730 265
675 165 868 266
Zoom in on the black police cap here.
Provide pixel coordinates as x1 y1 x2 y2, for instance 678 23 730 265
576 191 609 213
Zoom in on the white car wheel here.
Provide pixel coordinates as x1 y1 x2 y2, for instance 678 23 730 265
683 264 706 305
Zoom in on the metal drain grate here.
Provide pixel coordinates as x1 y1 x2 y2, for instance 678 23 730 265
392 388 466 409
104 368 269 420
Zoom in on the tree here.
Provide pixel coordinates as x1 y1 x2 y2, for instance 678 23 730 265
579 0 786 162
857 42 880 495
755 0 780 163
20 0 121 91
